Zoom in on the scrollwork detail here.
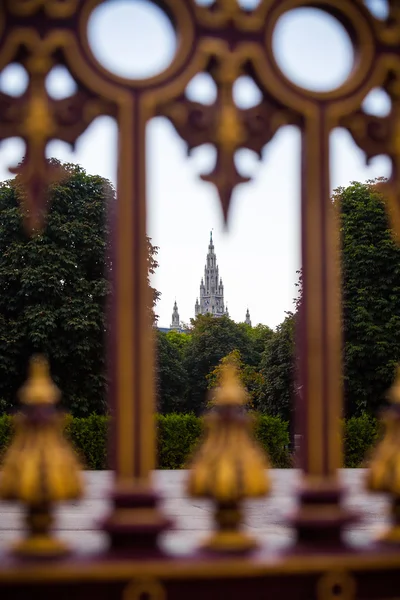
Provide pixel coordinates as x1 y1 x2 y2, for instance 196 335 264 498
340 62 400 235
1 2 400 556
374 0 400 45
194 0 270 32
0 29 115 231
7 0 79 18
158 49 301 222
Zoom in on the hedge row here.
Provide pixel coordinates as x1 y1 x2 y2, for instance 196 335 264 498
0 412 381 470
343 413 382 468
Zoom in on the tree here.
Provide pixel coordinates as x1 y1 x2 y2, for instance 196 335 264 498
0 160 160 415
183 314 254 413
258 312 296 423
339 180 400 416
240 322 274 368
147 236 160 323
257 180 400 421
155 330 188 413
206 348 264 409
294 269 303 312
165 329 191 358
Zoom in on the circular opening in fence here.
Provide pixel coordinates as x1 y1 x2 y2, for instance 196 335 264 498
87 0 177 80
272 8 354 92
362 87 392 117
186 73 217 105
233 76 263 109
46 66 77 99
0 63 28 97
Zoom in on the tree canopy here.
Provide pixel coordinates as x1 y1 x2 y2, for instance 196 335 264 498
154 180 400 421
206 348 263 409
1 172 397 423
259 312 296 423
0 161 159 415
261 180 400 421
183 314 261 413
339 179 400 416
156 330 188 414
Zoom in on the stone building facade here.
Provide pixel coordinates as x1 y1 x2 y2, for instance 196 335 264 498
195 231 228 318
167 232 251 331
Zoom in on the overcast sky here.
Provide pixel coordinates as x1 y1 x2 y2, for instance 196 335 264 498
0 0 391 329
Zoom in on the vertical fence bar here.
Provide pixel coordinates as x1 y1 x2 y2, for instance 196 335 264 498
103 96 169 552
294 111 351 545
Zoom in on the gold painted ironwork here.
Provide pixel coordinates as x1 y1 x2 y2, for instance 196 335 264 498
187 363 270 552
8 0 79 18
0 0 399 553
317 571 356 600
367 366 400 543
123 578 166 600
0 549 400 583
0 355 83 556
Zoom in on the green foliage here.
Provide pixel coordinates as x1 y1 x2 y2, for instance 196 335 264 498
146 237 160 323
0 414 13 462
338 179 400 416
64 413 109 470
253 412 292 467
0 412 293 470
240 323 274 367
0 161 159 416
157 413 202 469
343 413 381 468
0 412 383 470
0 162 111 415
155 412 292 469
183 314 255 413
165 329 191 357
258 179 400 423
259 312 296 423
206 349 264 409
156 331 188 413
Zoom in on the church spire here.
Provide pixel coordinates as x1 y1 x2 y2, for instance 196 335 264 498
196 232 226 318
245 308 252 327
209 229 214 252
170 300 180 330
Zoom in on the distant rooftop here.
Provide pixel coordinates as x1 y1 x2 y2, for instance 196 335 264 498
157 326 188 334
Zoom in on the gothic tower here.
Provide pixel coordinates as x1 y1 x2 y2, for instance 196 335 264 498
196 231 226 317
245 308 252 326
170 300 180 330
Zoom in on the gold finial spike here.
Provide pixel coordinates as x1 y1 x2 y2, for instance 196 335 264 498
187 362 270 553
214 363 246 406
366 362 400 543
0 354 83 557
18 354 60 406
388 366 400 404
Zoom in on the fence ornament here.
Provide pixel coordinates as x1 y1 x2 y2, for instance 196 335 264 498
187 363 270 552
367 365 400 543
0 355 83 556
0 1 400 594
0 0 394 552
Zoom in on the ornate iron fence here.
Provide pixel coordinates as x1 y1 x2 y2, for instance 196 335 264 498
0 1 400 599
